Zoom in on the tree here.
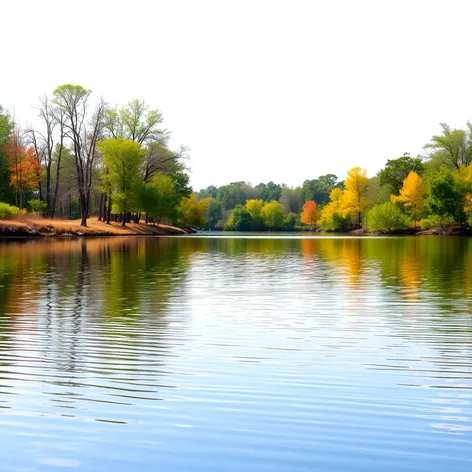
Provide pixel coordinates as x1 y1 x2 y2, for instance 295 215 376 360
256 181 282 202
216 182 247 210
300 200 319 229
206 199 222 229
4 130 42 208
379 153 424 194
300 175 338 205
261 200 284 229
425 122 472 169
426 168 466 224
226 204 254 231
104 99 167 145
98 138 145 226
343 167 368 226
0 105 14 203
135 172 177 223
178 195 211 228
279 187 302 214
53 84 107 226
27 95 66 217
245 199 265 230
391 171 425 226
318 188 350 231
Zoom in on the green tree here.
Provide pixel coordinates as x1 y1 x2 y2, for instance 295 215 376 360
136 172 178 223
226 204 254 231
261 200 284 229
206 199 222 229
379 153 424 195
425 122 472 169
98 138 145 226
256 181 282 202
104 99 167 145
426 168 466 225
300 174 338 205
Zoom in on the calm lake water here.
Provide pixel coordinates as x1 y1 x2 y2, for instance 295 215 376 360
0 235 472 471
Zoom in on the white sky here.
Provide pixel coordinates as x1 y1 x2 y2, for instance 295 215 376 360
2 0 472 190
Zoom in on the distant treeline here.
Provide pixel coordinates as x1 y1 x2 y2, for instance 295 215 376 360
196 122 472 232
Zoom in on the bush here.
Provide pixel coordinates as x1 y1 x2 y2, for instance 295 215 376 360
28 199 48 215
283 212 297 230
0 202 20 219
319 211 351 232
420 214 456 230
225 204 254 231
364 202 411 233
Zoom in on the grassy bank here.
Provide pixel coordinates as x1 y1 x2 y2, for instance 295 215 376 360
0 216 192 238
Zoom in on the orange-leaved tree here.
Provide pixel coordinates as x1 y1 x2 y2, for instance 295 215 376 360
390 171 425 227
4 130 42 209
300 200 319 229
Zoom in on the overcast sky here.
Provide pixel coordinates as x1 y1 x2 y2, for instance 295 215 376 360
2 0 472 190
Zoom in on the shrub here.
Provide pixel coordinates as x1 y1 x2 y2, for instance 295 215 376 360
364 202 411 233
28 199 48 215
0 202 20 219
319 211 351 232
283 212 297 230
225 204 254 231
420 214 456 230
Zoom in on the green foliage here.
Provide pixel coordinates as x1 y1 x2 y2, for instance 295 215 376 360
0 202 20 219
420 214 456 230
104 99 166 145
425 122 472 169
135 173 178 222
217 182 247 211
261 200 284 229
426 168 466 224
379 153 424 195
256 181 283 202
319 211 351 232
99 138 145 217
300 174 338 205
226 204 254 231
364 202 411 233
28 199 47 215
283 212 297 230
206 199 222 230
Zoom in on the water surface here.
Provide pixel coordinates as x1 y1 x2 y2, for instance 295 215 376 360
0 235 471 471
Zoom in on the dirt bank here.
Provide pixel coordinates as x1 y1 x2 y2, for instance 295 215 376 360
0 217 194 238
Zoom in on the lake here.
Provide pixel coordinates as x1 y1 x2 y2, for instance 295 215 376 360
0 235 471 471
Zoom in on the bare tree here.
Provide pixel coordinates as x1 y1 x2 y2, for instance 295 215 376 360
27 95 67 217
53 85 107 226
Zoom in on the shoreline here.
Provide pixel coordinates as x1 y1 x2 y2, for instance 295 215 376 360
0 217 195 238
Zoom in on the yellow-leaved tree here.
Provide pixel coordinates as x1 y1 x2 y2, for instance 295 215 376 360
343 167 368 226
390 171 425 227
318 188 348 230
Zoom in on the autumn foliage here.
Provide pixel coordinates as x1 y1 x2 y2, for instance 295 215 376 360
300 200 319 228
4 131 41 208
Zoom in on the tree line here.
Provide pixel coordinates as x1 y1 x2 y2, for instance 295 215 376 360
0 85 194 227
196 122 472 232
1 92 472 232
